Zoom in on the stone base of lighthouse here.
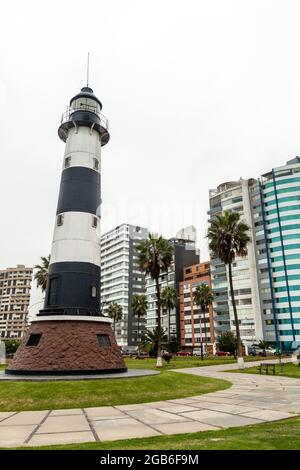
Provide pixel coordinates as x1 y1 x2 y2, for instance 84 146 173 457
5 317 127 375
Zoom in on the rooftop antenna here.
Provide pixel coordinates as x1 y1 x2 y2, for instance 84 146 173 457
87 52 90 87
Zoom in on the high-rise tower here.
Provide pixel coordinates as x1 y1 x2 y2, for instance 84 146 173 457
7 86 126 375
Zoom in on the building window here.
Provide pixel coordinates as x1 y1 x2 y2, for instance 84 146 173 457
91 286 97 298
97 334 111 347
93 158 99 171
65 156 71 168
26 333 42 347
92 216 98 228
57 214 64 226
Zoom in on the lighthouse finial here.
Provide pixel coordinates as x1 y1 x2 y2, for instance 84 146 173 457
87 52 90 87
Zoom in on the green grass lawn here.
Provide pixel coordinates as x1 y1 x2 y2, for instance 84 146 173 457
230 361 300 378
5 416 300 450
0 370 230 412
124 355 268 370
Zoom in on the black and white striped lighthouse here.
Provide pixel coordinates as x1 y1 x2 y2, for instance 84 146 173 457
41 86 108 317
7 86 126 375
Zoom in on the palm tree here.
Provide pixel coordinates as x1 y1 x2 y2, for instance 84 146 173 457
34 255 51 292
137 233 174 367
140 327 168 357
107 302 123 334
193 283 214 360
207 210 250 367
258 340 268 356
161 286 178 341
132 294 148 355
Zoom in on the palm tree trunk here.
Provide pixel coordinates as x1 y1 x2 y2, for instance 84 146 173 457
137 315 140 357
202 305 208 355
113 318 116 334
155 277 162 367
168 306 171 341
199 314 204 361
228 262 243 364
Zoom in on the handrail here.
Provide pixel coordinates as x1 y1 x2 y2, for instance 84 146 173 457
60 105 109 130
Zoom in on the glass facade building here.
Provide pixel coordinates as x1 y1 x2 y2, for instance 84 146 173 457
257 156 300 350
209 157 300 351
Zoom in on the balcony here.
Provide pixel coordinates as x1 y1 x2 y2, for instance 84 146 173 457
58 105 110 146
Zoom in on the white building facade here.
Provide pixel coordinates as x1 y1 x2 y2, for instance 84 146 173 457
208 180 263 346
100 224 149 347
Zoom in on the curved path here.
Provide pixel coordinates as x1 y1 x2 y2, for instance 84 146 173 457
0 359 299 447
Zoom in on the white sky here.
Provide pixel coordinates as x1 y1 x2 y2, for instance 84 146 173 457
1 0 300 312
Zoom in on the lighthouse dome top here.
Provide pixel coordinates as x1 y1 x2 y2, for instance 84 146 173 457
58 85 110 146
70 86 103 110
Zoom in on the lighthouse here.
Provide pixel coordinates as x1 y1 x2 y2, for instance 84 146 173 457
6 86 127 375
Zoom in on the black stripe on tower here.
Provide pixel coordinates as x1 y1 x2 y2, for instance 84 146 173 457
56 167 100 215
39 262 101 316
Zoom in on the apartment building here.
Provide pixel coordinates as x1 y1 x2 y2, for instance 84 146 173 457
0 265 33 339
208 179 263 346
179 261 214 352
146 235 200 340
249 157 300 350
100 224 148 347
209 157 300 351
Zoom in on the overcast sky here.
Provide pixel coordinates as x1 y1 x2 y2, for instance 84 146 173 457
1 0 300 310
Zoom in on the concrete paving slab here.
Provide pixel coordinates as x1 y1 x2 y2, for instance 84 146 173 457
241 409 293 421
37 414 90 434
180 409 262 428
194 402 260 415
0 412 16 422
114 403 148 411
193 396 248 405
154 421 220 435
27 431 95 447
0 411 48 426
0 425 36 447
126 408 189 425
50 409 84 416
84 406 127 420
93 418 161 441
156 404 202 414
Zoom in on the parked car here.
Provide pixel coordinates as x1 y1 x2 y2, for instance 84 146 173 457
176 351 192 356
248 344 276 356
215 351 231 356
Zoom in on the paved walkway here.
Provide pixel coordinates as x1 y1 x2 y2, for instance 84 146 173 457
0 358 299 447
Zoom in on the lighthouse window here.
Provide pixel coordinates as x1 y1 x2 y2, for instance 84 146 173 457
92 216 98 228
26 334 42 347
97 334 111 347
65 157 71 168
91 285 97 298
93 158 99 171
57 214 64 226
48 277 60 306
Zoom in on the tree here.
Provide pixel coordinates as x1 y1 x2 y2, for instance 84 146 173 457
131 294 148 356
193 283 214 360
137 233 173 367
258 340 268 356
34 255 51 292
218 331 238 357
107 303 123 334
3 339 21 357
140 327 168 357
166 336 180 355
207 210 250 367
161 286 178 341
